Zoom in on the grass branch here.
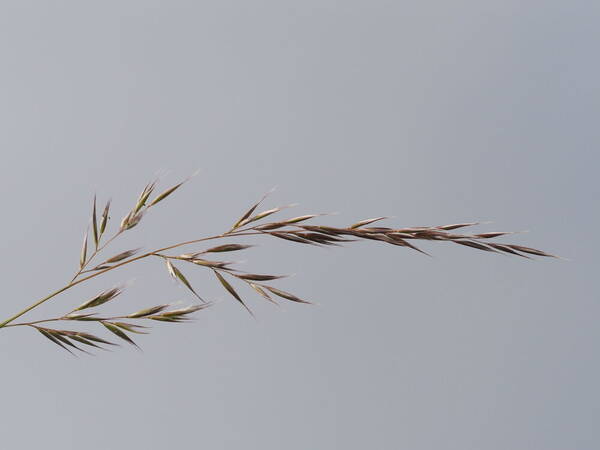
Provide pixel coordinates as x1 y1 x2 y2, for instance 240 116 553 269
0 176 556 354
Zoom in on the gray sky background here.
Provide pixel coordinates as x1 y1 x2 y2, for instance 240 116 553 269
0 2 598 449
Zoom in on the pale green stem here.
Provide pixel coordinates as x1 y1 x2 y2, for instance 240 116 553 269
69 230 123 283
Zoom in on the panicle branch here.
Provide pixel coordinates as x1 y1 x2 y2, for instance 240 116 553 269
0 176 557 355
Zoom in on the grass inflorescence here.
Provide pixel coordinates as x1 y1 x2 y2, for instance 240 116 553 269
0 176 557 355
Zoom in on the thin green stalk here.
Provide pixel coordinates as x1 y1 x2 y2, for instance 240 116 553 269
4 312 146 329
69 230 123 283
